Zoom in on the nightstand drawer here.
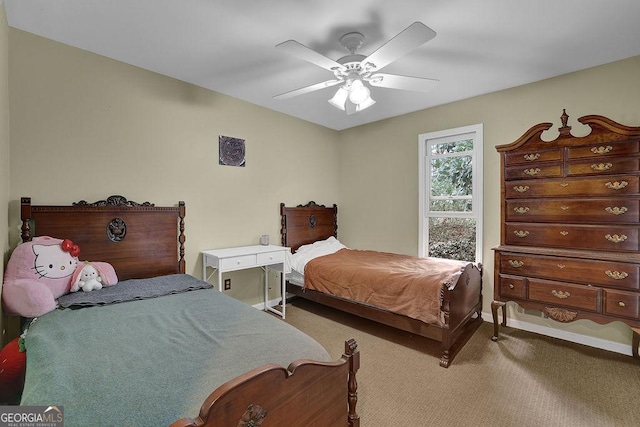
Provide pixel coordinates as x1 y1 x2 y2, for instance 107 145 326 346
505 148 562 166
257 251 285 265
220 254 257 270
504 176 640 198
505 223 639 252
505 198 640 223
499 252 640 290
498 275 526 299
528 279 600 312
505 164 563 180
604 290 640 319
568 141 640 159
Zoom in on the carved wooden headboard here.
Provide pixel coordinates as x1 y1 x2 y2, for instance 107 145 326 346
20 195 185 281
280 201 337 252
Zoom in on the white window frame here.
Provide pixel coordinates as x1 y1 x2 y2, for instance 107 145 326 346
418 124 483 262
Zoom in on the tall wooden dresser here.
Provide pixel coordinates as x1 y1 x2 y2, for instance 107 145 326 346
491 110 640 359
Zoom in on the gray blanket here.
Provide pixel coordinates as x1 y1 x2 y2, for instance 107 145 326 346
21 274 330 427
57 274 212 308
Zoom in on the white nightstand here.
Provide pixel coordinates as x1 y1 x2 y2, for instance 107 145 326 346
201 245 289 318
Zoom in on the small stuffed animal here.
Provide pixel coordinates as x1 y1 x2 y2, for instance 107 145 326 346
70 263 102 292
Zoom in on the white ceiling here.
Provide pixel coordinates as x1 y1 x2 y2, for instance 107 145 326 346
5 0 640 131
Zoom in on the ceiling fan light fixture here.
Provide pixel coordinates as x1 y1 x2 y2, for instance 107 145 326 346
356 95 376 112
348 79 370 105
328 86 349 110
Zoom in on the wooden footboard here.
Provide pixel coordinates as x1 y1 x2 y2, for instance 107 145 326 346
439 262 484 367
171 339 360 427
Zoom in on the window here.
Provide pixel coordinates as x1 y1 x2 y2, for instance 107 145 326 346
418 124 483 262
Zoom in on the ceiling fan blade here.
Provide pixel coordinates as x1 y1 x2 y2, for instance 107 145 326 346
368 73 439 92
274 79 343 100
361 22 436 71
276 40 346 72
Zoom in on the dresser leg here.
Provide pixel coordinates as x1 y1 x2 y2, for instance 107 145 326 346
491 301 506 342
632 327 640 359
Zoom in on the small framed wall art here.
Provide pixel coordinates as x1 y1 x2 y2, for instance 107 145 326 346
219 135 246 167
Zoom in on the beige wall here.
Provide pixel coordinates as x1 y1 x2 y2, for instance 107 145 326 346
0 3 14 346
339 55 640 345
8 29 340 305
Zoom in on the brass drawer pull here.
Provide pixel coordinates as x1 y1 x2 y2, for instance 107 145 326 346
524 168 541 176
559 182 569 187
552 290 570 299
508 260 524 268
560 206 570 210
513 207 530 214
605 206 628 215
514 185 529 193
560 231 569 236
524 153 540 161
605 181 628 190
591 162 612 171
618 301 626 308
605 234 627 243
514 230 530 238
508 284 515 289
605 270 629 280
591 145 613 154
557 264 566 269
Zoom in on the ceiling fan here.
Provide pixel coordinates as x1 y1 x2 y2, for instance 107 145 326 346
274 22 439 115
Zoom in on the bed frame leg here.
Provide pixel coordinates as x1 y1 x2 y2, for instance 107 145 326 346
346 338 360 427
491 301 506 342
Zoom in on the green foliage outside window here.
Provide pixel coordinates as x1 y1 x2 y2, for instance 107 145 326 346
428 139 475 262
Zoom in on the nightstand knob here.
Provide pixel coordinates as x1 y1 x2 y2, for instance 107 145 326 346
618 301 626 308
237 260 241 264
509 284 515 289
552 290 570 299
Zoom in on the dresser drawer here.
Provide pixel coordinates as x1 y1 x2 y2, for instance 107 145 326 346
220 254 257 270
528 279 601 312
505 148 562 166
504 164 563 180
499 252 640 290
604 290 640 319
498 274 526 299
567 157 640 177
568 141 640 160
504 176 640 198
505 223 640 252
505 198 640 223
257 250 285 265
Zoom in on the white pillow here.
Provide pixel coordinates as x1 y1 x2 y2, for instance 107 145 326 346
290 237 346 273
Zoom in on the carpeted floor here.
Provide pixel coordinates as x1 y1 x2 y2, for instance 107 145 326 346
283 298 640 427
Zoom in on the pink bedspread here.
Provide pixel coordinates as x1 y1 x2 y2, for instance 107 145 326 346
304 249 471 325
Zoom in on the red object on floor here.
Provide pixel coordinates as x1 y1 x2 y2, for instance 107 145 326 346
0 337 26 402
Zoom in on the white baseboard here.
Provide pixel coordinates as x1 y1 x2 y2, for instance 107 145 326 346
252 297 283 311
481 312 633 356
254 297 634 356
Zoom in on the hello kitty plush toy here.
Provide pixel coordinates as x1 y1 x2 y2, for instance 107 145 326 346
2 237 119 317
2 237 80 317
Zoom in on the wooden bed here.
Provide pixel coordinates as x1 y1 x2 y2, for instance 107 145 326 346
15 195 360 427
280 201 483 368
